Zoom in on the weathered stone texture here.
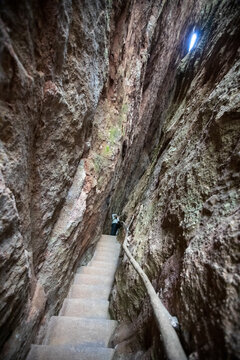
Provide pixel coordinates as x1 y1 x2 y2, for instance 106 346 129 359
0 1 113 359
0 0 239 359
109 1 240 359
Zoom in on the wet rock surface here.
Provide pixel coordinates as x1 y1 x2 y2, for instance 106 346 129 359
0 0 239 359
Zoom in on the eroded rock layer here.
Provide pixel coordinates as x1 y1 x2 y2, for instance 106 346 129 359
0 0 239 359
109 1 240 359
0 1 116 359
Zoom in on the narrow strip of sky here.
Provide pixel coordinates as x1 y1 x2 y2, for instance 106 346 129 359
189 32 197 51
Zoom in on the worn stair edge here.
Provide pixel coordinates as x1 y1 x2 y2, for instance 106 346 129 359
89 260 119 268
97 241 120 246
94 249 120 256
92 256 119 264
73 273 114 286
26 344 115 360
93 254 120 262
98 239 120 245
94 249 120 255
44 316 118 347
101 235 117 240
97 240 120 246
96 245 120 251
60 298 110 318
98 237 120 245
77 266 117 276
68 284 112 299
96 246 120 252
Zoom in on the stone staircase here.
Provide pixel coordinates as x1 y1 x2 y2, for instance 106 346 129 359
27 235 121 360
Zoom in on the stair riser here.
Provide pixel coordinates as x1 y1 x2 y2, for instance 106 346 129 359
26 234 119 360
27 345 115 360
89 261 118 269
98 241 119 246
92 257 118 264
95 249 120 256
73 276 113 286
60 299 110 318
93 256 119 262
77 267 116 276
44 317 117 347
68 285 112 300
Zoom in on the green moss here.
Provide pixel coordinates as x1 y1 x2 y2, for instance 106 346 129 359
93 154 104 174
98 175 105 188
118 102 128 127
109 126 121 144
121 103 128 114
103 145 110 155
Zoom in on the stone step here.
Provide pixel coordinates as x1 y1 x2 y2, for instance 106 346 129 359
98 238 119 245
93 253 119 262
98 237 119 243
44 317 117 347
96 244 119 250
60 298 110 319
68 284 111 300
77 265 117 276
95 246 120 253
97 241 120 247
73 273 113 286
89 260 118 269
101 235 117 240
95 247 120 255
94 249 120 257
27 344 115 360
93 252 119 260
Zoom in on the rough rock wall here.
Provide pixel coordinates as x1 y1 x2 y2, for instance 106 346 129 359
109 0 240 359
0 0 239 359
0 1 116 359
104 0 207 229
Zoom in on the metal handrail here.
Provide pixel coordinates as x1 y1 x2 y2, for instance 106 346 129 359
120 218 187 360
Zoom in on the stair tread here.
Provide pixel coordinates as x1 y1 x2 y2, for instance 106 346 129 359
68 284 112 299
77 266 117 276
101 235 117 239
94 249 120 256
60 298 110 318
27 344 115 360
92 257 118 264
99 239 119 242
96 243 120 247
44 317 117 347
97 240 119 245
89 260 118 268
27 234 120 359
73 273 114 286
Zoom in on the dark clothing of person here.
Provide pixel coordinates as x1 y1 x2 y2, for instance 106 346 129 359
111 223 118 235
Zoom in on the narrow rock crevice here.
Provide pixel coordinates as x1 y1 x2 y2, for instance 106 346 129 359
0 0 239 359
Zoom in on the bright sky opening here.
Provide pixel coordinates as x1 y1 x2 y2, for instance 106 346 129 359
189 32 197 51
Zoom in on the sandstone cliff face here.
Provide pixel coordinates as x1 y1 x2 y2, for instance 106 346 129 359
0 1 114 359
109 1 240 359
0 0 239 359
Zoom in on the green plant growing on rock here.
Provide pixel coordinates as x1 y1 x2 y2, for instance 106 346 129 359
109 126 121 145
93 154 104 174
121 103 128 114
103 144 110 156
118 103 128 127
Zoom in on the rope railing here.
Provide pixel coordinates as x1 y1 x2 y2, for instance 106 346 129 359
121 218 187 360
